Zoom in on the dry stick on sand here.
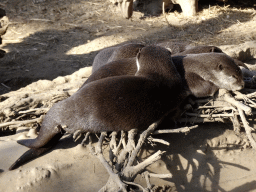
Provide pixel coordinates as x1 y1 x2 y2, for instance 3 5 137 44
87 118 199 191
217 89 256 148
89 132 128 192
177 88 256 148
218 89 252 115
143 171 173 190
238 108 256 148
89 117 169 191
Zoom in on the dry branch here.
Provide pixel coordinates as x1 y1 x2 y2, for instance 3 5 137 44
177 88 256 149
153 125 198 134
0 116 43 129
87 116 176 191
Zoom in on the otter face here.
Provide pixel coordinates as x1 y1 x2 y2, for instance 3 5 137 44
212 62 244 91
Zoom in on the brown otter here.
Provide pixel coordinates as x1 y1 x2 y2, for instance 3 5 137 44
91 42 227 73
156 41 222 55
157 41 248 69
92 43 145 73
9 45 183 170
90 51 244 98
171 53 244 97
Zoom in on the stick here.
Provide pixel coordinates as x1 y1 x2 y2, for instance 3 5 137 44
127 121 160 167
218 89 252 115
185 112 234 118
116 129 137 172
238 108 256 149
149 173 173 179
91 132 128 191
148 137 170 146
18 108 49 114
81 132 90 146
130 150 166 177
153 125 198 134
0 116 43 129
178 117 228 123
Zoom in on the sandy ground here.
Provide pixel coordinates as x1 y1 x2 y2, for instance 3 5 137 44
1 0 256 191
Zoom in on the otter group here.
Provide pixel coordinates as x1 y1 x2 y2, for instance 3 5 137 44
9 41 244 170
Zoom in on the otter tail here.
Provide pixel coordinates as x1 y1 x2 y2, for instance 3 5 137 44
17 138 49 149
9 130 64 170
17 125 65 148
9 147 51 170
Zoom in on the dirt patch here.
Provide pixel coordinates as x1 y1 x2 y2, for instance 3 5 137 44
0 0 255 94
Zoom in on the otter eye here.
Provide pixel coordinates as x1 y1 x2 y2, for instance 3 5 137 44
218 64 223 71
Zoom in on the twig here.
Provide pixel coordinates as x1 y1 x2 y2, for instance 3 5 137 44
127 121 161 167
129 150 166 177
148 173 173 179
73 130 82 142
81 132 90 146
143 171 152 189
148 137 170 146
0 116 43 129
178 117 228 123
218 89 252 115
238 108 256 149
234 91 256 107
91 132 127 192
116 129 137 172
153 125 198 134
18 108 49 114
185 112 234 118
30 18 53 22
231 114 241 133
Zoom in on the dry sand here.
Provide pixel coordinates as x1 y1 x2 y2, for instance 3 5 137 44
1 120 256 192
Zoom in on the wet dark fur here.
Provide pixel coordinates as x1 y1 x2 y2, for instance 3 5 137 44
172 53 244 97
81 58 137 87
92 43 144 73
91 42 239 73
91 51 244 98
10 45 182 170
156 41 222 55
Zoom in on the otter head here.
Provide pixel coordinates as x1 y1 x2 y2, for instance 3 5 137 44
211 53 244 91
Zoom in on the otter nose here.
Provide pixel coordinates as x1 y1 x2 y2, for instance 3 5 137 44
238 81 245 90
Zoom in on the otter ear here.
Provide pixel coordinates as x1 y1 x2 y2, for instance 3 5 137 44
218 64 223 71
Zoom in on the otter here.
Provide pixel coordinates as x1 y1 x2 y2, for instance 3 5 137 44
91 42 228 73
157 41 248 69
9 45 183 170
171 53 244 97
156 41 222 55
89 51 244 98
92 43 145 73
